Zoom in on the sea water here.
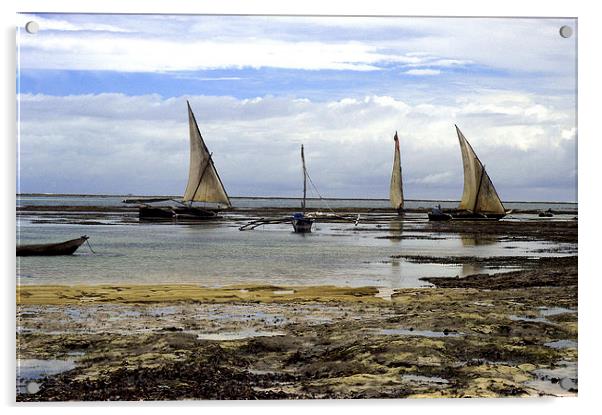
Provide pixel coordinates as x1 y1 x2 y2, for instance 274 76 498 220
16 196 576 288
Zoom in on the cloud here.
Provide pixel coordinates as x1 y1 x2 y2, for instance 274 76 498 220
404 69 441 76
17 92 576 201
17 14 575 80
409 172 454 184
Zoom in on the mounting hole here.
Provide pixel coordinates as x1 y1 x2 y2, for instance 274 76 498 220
559 25 573 38
26 381 41 394
25 21 39 34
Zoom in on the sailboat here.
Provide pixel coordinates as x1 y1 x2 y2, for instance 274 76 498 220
428 125 508 221
138 101 231 220
390 131 404 216
291 144 314 233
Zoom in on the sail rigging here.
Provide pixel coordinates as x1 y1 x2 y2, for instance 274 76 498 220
389 131 404 210
456 125 505 215
182 101 231 207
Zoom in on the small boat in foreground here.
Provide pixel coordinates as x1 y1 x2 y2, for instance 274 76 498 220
291 144 314 233
17 236 89 256
428 125 509 221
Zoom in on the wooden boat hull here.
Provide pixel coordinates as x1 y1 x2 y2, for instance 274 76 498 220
428 211 506 221
139 205 220 221
292 216 314 233
17 236 89 256
427 212 453 221
139 206 175 219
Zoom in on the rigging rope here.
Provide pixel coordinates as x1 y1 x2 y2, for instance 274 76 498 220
304 170 336 214
304 170 360 226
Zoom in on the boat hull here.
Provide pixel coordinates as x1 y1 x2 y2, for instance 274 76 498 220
451 212 506 221
292 217 314 233
428 211 506 222
139 206 175 219
427 212 453 221
17 236 89 256
139 206 220 221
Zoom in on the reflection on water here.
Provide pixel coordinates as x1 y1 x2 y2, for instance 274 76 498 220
462 263 483 276
388 219 404 234
461 234 497 247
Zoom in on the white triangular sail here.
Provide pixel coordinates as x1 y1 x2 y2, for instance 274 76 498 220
389 132 404 210
182 102 231 206
456 125 505 215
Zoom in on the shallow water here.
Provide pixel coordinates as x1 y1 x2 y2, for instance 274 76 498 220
16 215 574 288
525 360 577 396
197 329 285 341
17 358 76 394
400 374 449 384
544 340 578 349
538 306 577 317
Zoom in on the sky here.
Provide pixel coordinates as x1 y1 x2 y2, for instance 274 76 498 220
16 13 577 201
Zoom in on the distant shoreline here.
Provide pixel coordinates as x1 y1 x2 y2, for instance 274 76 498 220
16 193 578 205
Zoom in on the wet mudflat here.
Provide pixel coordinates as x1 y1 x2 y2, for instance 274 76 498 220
17 255 577 401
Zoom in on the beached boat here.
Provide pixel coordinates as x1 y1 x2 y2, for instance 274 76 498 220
17 236 89 256
429 125 508 221
390 131 404 216
136 101 231 220
291 144 314 233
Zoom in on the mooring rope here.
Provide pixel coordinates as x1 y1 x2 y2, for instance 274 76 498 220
85 239 96 254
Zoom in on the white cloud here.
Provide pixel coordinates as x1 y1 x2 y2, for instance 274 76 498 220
17 92 576 201
409 172 454 185
17 14 575 78
404 69 441 76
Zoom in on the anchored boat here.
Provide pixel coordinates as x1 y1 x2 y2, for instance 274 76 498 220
429 125 509 221
17 235 89 256
390 131 404 216
134 101 231 220
291 144 314 233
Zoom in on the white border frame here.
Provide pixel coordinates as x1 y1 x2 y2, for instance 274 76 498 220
3 1 597 414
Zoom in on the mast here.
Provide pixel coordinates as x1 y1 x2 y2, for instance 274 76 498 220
301 144 307 213
473 165 485 213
